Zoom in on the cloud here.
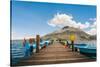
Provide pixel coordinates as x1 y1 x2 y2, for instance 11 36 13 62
91 21 96 28
87 19 96 35
87 20 97 35
77 22 90 29
89 18 96 22
48 13 90 29
87 28 96 35
48 13 96 35
48 13 79 28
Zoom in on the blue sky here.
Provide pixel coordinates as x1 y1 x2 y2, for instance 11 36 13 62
11 1 96 39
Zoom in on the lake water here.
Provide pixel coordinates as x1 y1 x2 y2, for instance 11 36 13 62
11 40 26 64
11 40 96 64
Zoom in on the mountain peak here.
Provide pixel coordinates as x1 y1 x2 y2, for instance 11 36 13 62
42 26 96 41
62 26 69 30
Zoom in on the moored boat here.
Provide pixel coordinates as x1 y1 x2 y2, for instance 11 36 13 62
74 44 96 57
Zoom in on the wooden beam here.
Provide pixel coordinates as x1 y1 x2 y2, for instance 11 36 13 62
71 41 74 51
36 35 40 53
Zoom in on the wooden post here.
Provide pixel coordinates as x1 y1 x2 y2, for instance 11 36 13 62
70 34 75 51
71 40 74 51
36 35 40 53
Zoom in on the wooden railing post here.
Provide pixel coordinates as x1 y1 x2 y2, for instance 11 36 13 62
36 35 40 53
71 40 74 51
70 34 75 51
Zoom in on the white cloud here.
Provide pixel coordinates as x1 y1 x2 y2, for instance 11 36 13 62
48 13 96 35
87 28 96 35
86 20 97 35
48 13 78 28
77 22 90 29
89 18 96 22
91 21 96 28
48 13 90 29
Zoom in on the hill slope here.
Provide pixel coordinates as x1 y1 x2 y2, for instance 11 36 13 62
42 26 96 41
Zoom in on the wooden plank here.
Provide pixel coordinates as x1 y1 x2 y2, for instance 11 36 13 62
12 42 96 66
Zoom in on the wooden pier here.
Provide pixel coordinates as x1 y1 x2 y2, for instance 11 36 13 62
12 42 96 66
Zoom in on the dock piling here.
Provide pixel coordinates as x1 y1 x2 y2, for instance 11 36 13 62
36 35 40 53
71 41 74 51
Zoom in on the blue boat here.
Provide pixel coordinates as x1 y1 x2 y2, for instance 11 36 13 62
44 40 51 46
40 40 51 48
74 44 96 57
40 41 45 48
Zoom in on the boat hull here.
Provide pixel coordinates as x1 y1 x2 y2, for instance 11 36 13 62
79 48 96 57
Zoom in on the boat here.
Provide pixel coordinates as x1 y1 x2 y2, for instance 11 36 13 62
74 44 96 57
31 40 51 51
40 40 51 48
